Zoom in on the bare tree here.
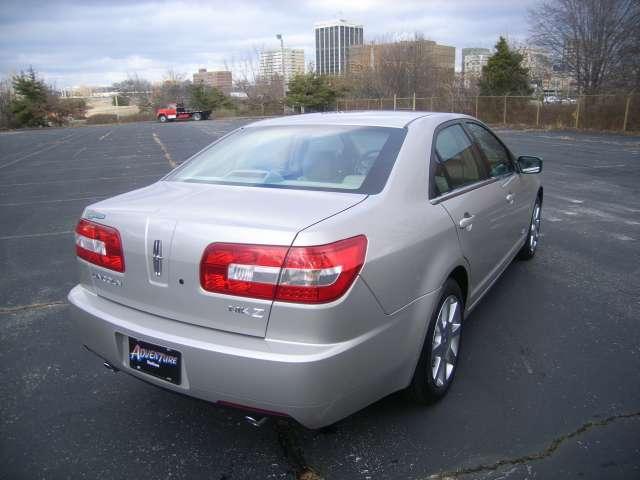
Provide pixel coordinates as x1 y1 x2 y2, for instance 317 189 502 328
113 74 153 111
141 70 193 111
529 0 640 93
0 77 14 128
226 47 285 113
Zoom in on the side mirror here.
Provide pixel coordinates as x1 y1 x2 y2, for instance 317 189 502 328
517 155 543 174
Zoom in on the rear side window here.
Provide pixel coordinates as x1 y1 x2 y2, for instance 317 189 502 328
465 123 514 177
433 124 487 195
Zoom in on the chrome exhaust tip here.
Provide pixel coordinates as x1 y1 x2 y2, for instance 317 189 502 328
103 361 119 373
245 415 269 427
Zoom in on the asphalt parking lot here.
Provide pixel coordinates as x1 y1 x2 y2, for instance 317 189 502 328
1 118 639 480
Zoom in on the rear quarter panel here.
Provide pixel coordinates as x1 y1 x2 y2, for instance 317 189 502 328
292 116 466 315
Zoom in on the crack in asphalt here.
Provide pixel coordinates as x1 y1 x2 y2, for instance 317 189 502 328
0 230 73 240
426 411 640 479
274 420 323 480
0 301 67 314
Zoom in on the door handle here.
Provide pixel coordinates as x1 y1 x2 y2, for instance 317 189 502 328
458 213 475 230
505 193 515 204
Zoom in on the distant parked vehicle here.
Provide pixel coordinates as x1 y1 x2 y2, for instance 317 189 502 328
156 103 211 123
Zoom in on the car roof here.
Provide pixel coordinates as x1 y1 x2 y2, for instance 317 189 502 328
248 111 466 129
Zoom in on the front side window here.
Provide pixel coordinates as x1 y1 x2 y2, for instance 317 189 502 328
466 123 514 177
167 125 406 194
433 124 487 195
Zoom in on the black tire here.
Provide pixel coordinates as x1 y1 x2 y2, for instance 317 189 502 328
158 115 167 123
193 112 202 121
518 197 542 261
406 278 464 403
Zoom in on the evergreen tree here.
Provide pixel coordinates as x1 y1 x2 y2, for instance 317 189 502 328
479 37 533 96
10 67 49 127
188 84 231 111
286 73 339 112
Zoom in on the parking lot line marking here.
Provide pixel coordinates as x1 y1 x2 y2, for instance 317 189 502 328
152 132 177 168
591 163 627 168
0 195 107 207
0 173 160 188
5 161 168 175
522 357 534 374
0 230 72 241
0 130 94 170
0 142 64 170
99 130 113 141
72 147 87 158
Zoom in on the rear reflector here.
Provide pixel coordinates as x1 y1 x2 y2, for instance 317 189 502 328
200 235 367 304
75 219 125 272
216 400 289 417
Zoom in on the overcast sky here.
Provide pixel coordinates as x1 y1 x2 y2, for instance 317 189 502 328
0 0 537 88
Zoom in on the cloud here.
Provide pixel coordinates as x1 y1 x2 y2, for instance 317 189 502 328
0 0 536 87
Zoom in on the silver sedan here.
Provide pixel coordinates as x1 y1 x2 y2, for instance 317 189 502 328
68 112 543 428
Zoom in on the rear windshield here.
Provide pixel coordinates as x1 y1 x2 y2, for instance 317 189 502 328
166 125 406 194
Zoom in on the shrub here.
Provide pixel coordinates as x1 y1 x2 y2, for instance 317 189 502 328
85 114 118 124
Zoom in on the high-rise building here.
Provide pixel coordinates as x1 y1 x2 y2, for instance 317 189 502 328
314 19 363 75
462 48 492 76
259 48 305 84
192 69 233 95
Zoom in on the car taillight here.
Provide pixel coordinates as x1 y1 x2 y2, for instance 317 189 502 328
200 235 367 304
200 243 288 300
75 218 125 272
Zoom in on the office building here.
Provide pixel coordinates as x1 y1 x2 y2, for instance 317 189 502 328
192 69 233 95
461 48 492 87
259 48 305 84
519 47 552 83
315 19 363 75
348 39 455 81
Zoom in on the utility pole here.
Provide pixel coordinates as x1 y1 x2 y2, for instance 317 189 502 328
503 95 507 125
276 34 286 113
622 94 632 132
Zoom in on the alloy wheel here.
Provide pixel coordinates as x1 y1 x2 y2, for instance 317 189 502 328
529 203 541 253
431 295 462 387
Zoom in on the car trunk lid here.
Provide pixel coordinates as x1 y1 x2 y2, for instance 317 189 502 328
81 181 366 337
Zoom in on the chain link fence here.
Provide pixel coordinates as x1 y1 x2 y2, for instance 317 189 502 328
336 94 639 133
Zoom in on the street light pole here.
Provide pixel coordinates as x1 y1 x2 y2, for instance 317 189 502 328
276 34 286 101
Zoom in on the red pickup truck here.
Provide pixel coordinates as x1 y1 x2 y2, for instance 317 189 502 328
156 104 211 122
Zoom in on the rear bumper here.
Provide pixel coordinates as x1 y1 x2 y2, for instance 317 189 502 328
68 284 438 428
